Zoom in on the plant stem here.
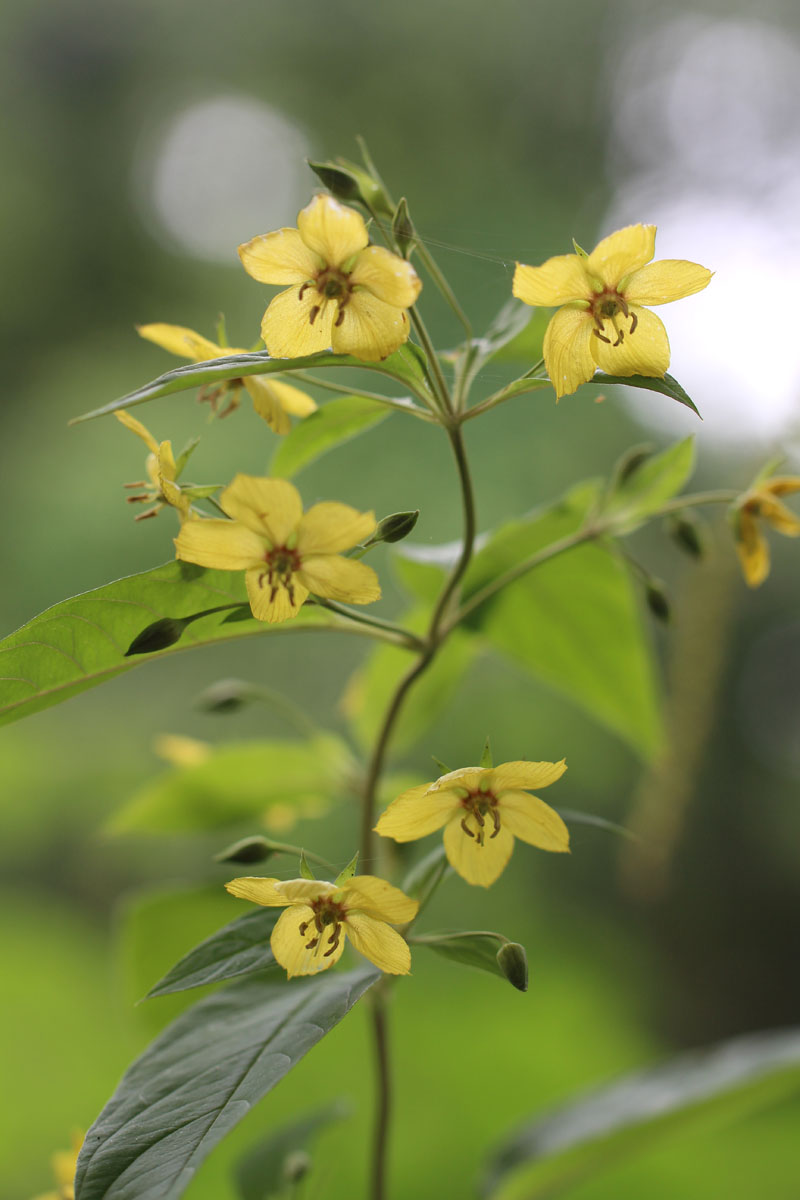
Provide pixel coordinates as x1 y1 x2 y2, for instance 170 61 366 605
315 600 425 651
285 371 436 421
368 986 393 1200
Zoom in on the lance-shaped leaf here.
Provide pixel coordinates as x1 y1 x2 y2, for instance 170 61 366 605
602 436 696 536
75 968 377 1200
481 1026 800 1199
270 394 391 479
71 348 430 424
413 931 528 991
594 370 700 416
146 909 280 998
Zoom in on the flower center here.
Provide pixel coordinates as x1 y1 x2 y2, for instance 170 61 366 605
589 290 638 348
459 788 501 847
258 544 302 603
299 268 353 330
298 897 347 957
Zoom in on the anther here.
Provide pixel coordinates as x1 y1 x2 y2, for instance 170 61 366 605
299 282 309 301
490 808 501 838
335 309 345 327
629 312 638 334
460 817 475 838
323 924 342 957
309 305 320 326
613 330 624 347
298 920 309 936
305 936 319 950
593 329 612 344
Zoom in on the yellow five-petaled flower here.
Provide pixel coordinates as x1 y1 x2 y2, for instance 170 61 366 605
238 194 422 362
225 874 418 977
137 323 316 435
375 760 569 888
731 473 800 587
116 411 191 522
513 225 712 400
174 474 380 623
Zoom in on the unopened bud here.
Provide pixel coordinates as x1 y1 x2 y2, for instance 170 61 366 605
645 581 671 624
665 513 705 560
125 617 187 657
307 160 392 216
496 941 528 992
283 1150 312 1183
368 510 420 546
392 198 416 258
195 678 254 713
215 835 275 865
614 443 655 486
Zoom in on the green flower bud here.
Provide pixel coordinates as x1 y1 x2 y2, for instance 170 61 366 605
125 616 187 657
392 197 416 258
368 510 420 545
283 1150 312 1183
194 678 254 713
665 513 705 560
496 941 529 992
645 581 671 624
307 159 392 216
215 836 275 865
613 443 655 487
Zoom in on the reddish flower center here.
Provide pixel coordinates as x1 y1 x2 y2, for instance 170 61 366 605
299 267 354 330
298 896 348 957
258 544 302 603
589 289 638 348
459 788 501 846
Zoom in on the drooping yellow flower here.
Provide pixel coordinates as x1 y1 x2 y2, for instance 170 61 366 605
174 474 380 623
225 874 418 977
137 323 316 435
731 474 800 587
116 411 191 521
238 194 422 363
375 760 569 888
31 1131 83 1200
513 225 712 400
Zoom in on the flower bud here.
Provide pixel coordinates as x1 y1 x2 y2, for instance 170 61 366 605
496 941 529 992
283 1150 312 1183
613 443 655 487
665 513 705 560
392 197 416 258
645 581 671 624
215 835 275 865
194 678 254 713
125 616 187 656
307 159 392 216
368 510 420 546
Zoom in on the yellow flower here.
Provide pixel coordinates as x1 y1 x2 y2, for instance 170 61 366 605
225 874 418 977
137 323 316 435
238 194 422 363
512 225 712 400
174 474 380 623
731 475 800 587
375 760 569 888
116 411 191 521
31 1131 83 1200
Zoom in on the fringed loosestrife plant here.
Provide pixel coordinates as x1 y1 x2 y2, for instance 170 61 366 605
12 143 796 1200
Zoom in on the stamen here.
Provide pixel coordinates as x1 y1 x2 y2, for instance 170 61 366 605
593 329 612 344
299 282 309 300
334 308 345 327
126 494 151 504
323 923 342 957
309 305 320 326
298 920 309 936
629 312 638 335
613 329 624 347
490 808 501 838
134 508 159 521
460 816 475 838
305 936 319 950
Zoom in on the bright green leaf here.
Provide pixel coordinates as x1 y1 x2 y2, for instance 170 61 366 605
74 968 377 1200
334 851 359 886
270 395 391 479
481 1027 800 1200
479 736 493 769
233 1104 348 1200
299 849 316 880
146 909 280 999
603 436 696 535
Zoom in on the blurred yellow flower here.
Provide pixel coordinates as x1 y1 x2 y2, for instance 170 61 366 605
513 225 712 399
731 474 800 587
375 760 569 888
116 411 191 522
31 1130 82 1200
238 194 421 362
225 874 418 977
174 474 380 623
137 323 316 435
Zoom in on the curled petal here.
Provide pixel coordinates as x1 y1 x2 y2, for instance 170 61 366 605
275 880 336 904
490 759 567 792
297 502 376 555
498 791 570 852
243 378 290 435
590 305 670 378
759 496 800 536
116 410 160 455
245 568 308 623
443 817 514 887
174 519 265 571
225 876 291 907
271 905 345 977
735 511 770 587
296 555 380 605
429 767 483 791
297 194 368 267
238 228 321 285
543 307 596 399
332 292 410 361
623 259 713 306
342 875 418 923
245 377 317 422
137 323 225 362
512 255 590 307
349 246 422 307
374 785 458 842
220 475 303 544
765 477 800 497
263 286 336 358
346 913 411 974
587 224 656 288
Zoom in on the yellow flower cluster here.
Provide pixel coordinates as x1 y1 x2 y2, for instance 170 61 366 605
732 473 800 587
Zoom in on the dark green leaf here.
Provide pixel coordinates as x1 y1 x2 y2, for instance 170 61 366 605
146 909 280 998
482 1027 800 1200
415 930 526 990
234 1103 348 1200
75 968 377 1200
270 395 391 479
594 370 701 416
400 844 449 902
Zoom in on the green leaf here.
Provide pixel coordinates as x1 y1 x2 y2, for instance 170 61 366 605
270 395 391 479
463 483 662 757
401 844 449 901
603 437 696 535
480 736 493 769
0 563 350 729
233 1104 348 1200
299 849 316 880
481 1026 800 1200
489 306 550 365
334 851 359 886
71 349 430 423
109 733 351 834
556 807 638 842
414 930 527 991
75 968 377 1200
594 370 701 416
146 909 280 998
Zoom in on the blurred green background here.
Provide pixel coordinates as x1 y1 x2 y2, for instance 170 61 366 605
3 0 800 1195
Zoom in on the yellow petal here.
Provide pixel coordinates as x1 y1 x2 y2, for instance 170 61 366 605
137 323 224 362
443 816 514 888
242 378 290 435
116 410 159 454
542 307 596 399
174 518 265 570
348 246 422 308
374 784 458 842
345 913 411 974
297 555 380 604
759 496 800 537
498 791 570 852
245 567 308 622
238 228 321 284
586 224 656 288
331 292 411 362
263 286 336 358
429 767 483 792
512 255 590 307
220 475 303 544
247 376 317 420
342 875 419 923
623 260 713 306
157 440 177 484
275 879 336 904
765 477 800 497
225 876 291 906
735 511 770 587
590 304 670 378
270 905 345 977
297 502 376 554
297 194 368 267
490 759 567 792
